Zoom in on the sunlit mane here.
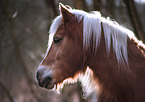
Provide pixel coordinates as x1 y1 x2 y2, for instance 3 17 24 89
36 4 145 101
48 7 137 66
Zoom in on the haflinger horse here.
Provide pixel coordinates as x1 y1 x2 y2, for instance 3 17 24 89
36 3 145 102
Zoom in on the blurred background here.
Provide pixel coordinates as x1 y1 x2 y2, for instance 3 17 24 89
0 0 145 102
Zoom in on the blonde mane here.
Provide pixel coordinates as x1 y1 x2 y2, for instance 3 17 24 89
48 7 136 66
37 5 145 102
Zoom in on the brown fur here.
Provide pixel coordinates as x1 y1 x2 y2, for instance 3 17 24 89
37 5 145 102
87 30 145 102
40 15 85 84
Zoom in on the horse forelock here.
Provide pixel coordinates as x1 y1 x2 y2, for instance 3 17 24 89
47 15 62 52
48 8 140 66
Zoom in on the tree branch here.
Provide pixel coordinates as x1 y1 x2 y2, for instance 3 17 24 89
93 0 102 11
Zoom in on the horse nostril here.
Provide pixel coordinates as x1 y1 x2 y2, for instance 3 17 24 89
46 76 52 84
44 76 52 88
36 66 54 89
38 76 53 88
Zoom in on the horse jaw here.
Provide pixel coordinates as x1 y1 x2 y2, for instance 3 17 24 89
55 72 81 93
54 67 101 100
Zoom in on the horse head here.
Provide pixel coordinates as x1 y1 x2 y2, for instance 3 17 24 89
36 4 86 89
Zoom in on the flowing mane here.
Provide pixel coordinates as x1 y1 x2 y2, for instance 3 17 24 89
48 6 142 66
36 4 145 102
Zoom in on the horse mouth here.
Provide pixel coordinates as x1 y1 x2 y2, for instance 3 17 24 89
44 83 55 89
38 77 79 91
37 70 80 90
54 75 80 92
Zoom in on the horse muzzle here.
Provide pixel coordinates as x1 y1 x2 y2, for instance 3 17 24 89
36 66 54 89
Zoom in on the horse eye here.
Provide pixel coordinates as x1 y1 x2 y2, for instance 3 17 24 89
53 37 62 44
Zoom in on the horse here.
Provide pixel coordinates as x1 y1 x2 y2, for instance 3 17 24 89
36 3 145 102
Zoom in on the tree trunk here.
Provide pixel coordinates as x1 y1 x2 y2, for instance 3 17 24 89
0 1 41 102
45 0 58 16
123 0 145 42
93 0 102 11
73 0 88 11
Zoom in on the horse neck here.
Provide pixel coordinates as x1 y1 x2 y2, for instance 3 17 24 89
127 39 145 69
88 37 145 70
86 32 145 101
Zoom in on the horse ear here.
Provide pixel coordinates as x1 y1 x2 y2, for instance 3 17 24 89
59 3 75 23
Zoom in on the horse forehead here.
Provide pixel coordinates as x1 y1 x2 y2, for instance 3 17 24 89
55 23 82 36
55 25 66 35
